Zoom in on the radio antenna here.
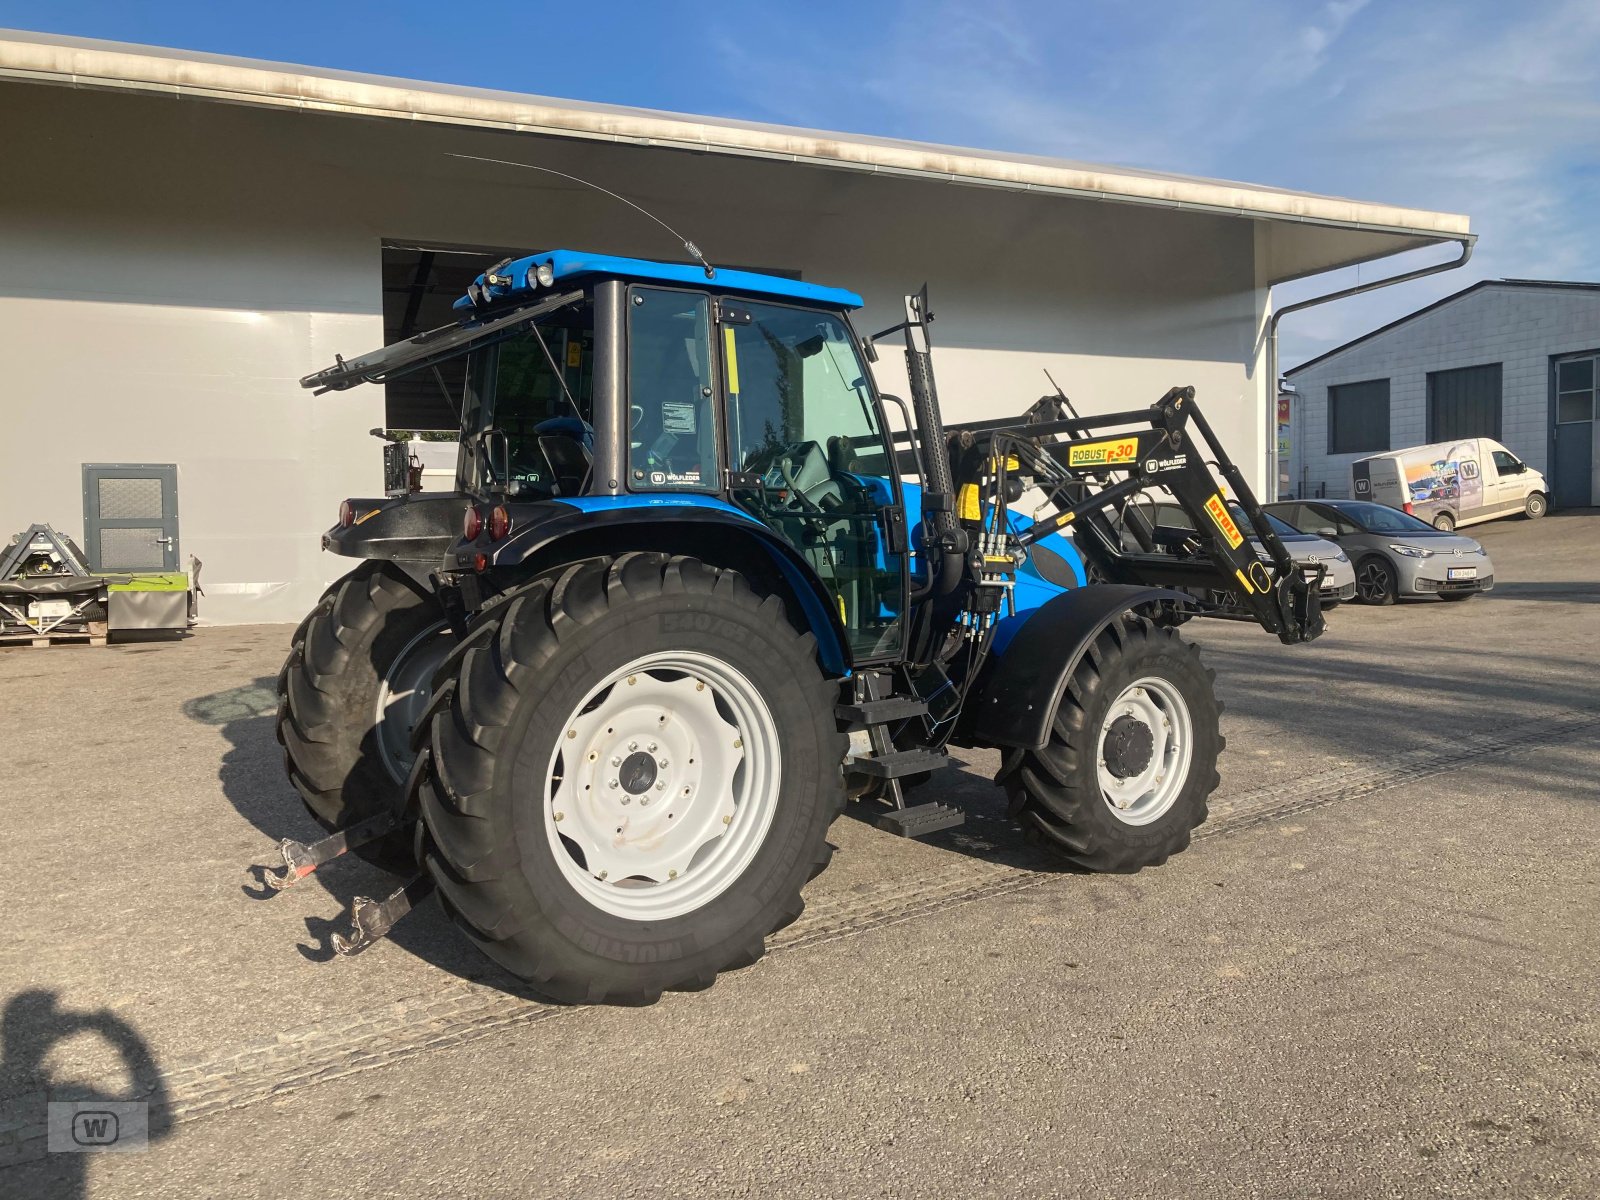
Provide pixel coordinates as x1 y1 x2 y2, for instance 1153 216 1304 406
448 152 715 279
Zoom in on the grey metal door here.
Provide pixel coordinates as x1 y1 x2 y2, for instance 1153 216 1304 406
82 464 180 572
1553 357 1595 509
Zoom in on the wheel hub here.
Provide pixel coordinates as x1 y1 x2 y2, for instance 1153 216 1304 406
618 751 658 795
1102 715 1154 778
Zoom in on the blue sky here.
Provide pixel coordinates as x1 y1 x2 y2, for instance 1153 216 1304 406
4 0 1596 365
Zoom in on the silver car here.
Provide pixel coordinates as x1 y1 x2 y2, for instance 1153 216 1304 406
1264 499 1495 604
1133 502 1357 606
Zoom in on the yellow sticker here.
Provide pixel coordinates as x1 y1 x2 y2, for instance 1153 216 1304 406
566 340 582 368
1067 437 1140 468
957 483 982 522
1055 511 1076 527
723 326 740 394
1234 568 1255 595
354 508 383 526
1205 493 1244 549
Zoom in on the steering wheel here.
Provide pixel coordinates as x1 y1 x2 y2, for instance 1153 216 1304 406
746 441 832 514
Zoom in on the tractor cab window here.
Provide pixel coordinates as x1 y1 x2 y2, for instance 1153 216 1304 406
628 289 717 490
722 301 905 661
459 301 596 498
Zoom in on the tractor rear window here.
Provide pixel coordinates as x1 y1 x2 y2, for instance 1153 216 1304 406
628 288 717 490
459 303 596 497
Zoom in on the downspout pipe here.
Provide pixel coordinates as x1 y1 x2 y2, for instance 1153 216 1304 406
1266 235 1476 499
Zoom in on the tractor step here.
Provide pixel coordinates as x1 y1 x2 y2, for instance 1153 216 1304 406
835 695 930 729
849 748 948 780
875 801 965 838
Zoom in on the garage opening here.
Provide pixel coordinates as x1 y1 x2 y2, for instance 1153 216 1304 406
381 242 522 433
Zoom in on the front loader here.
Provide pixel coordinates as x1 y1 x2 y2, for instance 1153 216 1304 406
265 249 1323 1003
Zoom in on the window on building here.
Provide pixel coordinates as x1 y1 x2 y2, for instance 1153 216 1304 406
1327 379 1390 455
1557 356 1596 425
1427 363 1502 441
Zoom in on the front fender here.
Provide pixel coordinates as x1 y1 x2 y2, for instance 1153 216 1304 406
969 585 1193 750
322 493 461 564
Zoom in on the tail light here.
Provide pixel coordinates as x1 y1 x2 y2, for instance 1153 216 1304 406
489 505 511 541
339 499 355 527
1402 501 1414 515
463 505 483 541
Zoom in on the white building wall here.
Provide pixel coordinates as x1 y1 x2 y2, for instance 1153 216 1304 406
1 84 1272 624
1287 285 1600 498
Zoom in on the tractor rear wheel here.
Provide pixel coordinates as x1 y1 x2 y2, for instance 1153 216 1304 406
276 561 453 866
999 615 1221 872
414 552 846 1005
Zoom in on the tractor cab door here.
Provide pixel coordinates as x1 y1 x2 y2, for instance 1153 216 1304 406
718 300 908 663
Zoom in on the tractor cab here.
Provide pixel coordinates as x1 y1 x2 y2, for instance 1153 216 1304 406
307 250 911 666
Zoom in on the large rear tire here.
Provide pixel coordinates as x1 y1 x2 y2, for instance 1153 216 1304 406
276 561 453 866
415 552 846 1005
998 615 1221 872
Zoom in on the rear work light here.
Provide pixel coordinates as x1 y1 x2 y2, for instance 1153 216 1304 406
489 505 511 541
339 499 356 527
463 505 483 541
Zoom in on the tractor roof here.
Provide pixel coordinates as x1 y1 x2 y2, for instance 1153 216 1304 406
453 249 864 317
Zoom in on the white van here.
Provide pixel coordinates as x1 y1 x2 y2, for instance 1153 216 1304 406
1349 438 1548 531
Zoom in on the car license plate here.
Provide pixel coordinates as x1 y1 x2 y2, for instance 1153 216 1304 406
28 599 72 619
1447 567 1477 580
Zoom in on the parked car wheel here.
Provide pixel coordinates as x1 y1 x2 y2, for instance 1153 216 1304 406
1354 556 1397 606
1525 492 1548 519
1432 511 1456 532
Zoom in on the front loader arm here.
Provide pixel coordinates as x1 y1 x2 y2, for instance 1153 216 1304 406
952 388 1324 645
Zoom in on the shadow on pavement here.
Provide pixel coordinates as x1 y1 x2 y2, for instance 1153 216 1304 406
0 990 172 1194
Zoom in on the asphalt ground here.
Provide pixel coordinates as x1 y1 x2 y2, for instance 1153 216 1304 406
0 511 1596 1198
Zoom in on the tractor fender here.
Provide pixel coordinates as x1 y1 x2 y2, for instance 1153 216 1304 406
462 495 853 676
321 493 461 564
969 585 1193 750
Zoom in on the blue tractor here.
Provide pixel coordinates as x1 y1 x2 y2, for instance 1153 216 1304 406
269 249 1323 1003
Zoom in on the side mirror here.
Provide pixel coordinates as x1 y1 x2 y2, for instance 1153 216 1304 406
1315 526 1339 539
1513 461 1527 474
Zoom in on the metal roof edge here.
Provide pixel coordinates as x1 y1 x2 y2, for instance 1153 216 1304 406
1284 279 1600 376
0 28 1470 240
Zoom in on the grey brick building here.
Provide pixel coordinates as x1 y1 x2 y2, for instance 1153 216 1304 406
1284 280 1600 508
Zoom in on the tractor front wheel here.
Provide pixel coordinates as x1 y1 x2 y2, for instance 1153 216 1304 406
276 561 453 865
1000 615 1221 872
415 553 846 1004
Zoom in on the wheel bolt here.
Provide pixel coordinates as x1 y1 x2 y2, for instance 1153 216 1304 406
609 779 620 790
648 742 658 753
628 741 638 751
566 729 576 739
611 755 622 767
597 870 608 880
659 759 669 769
554 811 564 822
695 680 705 691
668 869 678 880
627 676 637 686
655 781 666 791
621 796 630 805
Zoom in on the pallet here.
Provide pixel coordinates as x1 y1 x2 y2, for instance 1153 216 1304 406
0 621 107 648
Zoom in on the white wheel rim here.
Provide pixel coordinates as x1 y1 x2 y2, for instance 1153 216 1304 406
375 620 454 784
543 650 781 920
1095 675 1194 826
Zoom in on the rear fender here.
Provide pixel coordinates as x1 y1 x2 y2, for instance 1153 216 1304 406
969 585 1193 750
321 493 462 564
461 495 852 676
